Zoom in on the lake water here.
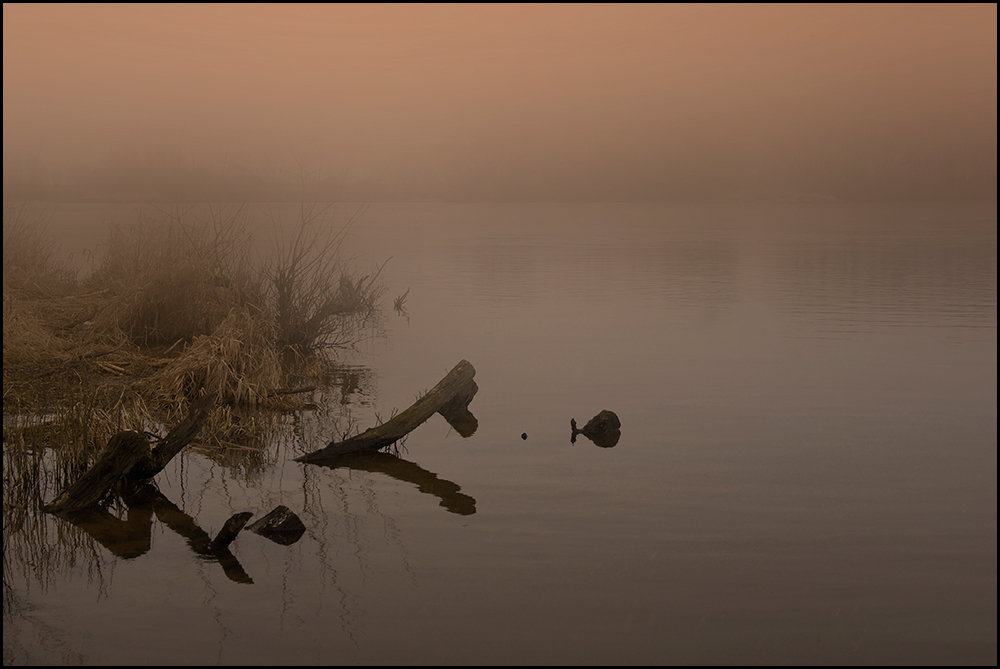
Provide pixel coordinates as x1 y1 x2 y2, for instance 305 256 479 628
4 202 996 664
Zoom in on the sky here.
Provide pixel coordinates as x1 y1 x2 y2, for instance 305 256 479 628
3 3 996 201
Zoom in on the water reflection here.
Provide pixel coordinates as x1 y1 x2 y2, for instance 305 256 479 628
5 203 994 664
52 483 255 584
572 430 621 448
772 235 997 326
320 452 477 516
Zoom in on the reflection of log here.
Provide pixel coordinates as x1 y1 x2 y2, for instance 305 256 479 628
129 484 253 584
328 452 477 516
53 484 254 583
43 431 151 513
298 360 477 463
55 501 154 559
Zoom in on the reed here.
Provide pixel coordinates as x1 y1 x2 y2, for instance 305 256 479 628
2 204 76 298
86 208 262 346
268 202 385 351
4 202 385 473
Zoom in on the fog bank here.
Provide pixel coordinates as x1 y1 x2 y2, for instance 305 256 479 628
4 4 996 202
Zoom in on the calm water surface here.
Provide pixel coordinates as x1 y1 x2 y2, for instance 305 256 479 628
4 202 996 664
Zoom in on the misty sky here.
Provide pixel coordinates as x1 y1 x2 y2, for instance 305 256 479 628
3 4 996 201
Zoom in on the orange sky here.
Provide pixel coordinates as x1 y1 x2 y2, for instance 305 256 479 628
3 3 996 200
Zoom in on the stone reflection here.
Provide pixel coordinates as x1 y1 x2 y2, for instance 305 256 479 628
323 452 477 516
574 430 621 449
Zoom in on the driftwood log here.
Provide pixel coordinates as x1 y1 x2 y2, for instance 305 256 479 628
43 394 216 513
297 360 477 463
126 393 216 481
43 430 152 513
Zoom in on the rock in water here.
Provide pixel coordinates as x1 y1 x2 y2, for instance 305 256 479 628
246 505 306 545
580 410 621 436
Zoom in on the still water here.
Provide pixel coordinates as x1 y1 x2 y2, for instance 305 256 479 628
4 202 996 664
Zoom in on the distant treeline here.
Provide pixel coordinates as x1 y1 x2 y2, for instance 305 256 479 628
4 141 996 203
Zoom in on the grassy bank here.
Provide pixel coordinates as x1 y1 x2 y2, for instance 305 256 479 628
3 203 385 496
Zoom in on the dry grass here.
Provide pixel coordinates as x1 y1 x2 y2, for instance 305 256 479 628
4 203 385 475
2 205 76 299
268 202 385 350
146 307 282 410
86 207 262 346
3 202 386 610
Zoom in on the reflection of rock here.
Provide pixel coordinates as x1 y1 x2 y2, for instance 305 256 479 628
571 410 622 448
246 505 306 545
582 429 621 448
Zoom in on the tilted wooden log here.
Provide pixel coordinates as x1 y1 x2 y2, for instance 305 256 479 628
126 393 216 481
43 430 151 513
210 511 254 551
44 394 216 513
297 359 477 463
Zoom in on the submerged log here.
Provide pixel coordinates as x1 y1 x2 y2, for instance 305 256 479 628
210 511 254 551
43 431 151 513
297 360 477 462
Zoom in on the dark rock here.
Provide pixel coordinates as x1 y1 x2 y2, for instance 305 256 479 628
246 505 306 545
571 410 622 448
580 410 620 435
